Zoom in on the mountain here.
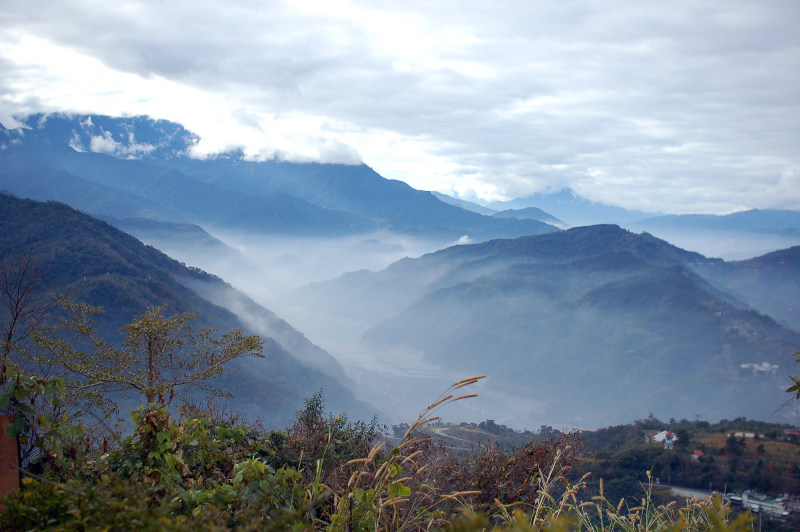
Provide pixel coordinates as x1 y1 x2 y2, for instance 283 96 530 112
492 207 566 228
691 246 800 333
631 209 800 235
623 209 800 261
0 193 372 424
98 217 235 256
487 188 657 227
287 225 799 428
0 123 376 236
0 114 559 242
158 154 557 241
430 191 498 216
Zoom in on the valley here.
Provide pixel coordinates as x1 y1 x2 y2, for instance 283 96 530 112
3 4 799 526
1 114 799 434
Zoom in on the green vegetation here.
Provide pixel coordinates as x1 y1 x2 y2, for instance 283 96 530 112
35 301 263 409
0 362 756 531
0 293 769 530
0 192 371 425
0 284 761 529
0 193 792 529
419 417 800 501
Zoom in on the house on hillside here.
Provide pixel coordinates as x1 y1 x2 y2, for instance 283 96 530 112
643 429 660 443
690 449 704 461
645 430 678 450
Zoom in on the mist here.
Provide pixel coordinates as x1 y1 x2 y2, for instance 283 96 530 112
145 228 507 425
620 227 800 261
131 223 800 431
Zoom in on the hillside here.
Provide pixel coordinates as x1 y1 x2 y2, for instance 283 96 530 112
287 225 800 428
492 206 566 228
692 246 800 332
0 193 372 424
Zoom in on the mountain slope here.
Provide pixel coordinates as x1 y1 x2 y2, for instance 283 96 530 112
487 188 657 227
0 193 372 424
1 114 559 242
631 209 800 234
691 246 800 332
623 209 800 261
492 207 566 228
156 155 559 240
0 119 376 236
289 225 798 427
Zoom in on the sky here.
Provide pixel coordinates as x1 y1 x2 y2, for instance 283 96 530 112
1 0 799 214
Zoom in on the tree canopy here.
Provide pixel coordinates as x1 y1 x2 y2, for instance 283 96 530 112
36 302 264 409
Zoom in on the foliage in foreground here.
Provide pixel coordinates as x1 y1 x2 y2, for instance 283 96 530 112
0 374 755 531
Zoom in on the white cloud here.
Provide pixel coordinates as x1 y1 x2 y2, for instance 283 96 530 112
85 129 154 157
1 0 799 213
89 132 117 154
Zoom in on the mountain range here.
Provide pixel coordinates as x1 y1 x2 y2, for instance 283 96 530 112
285 225 800 427
0 193 372 425
0 114 557 243
2 112 799 430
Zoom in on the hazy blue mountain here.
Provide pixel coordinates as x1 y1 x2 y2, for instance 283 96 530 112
630 209 800 235
0 118 376 236
97 216 236 256
492 207 566 228
487 188 658 227
289 225 717 331
621 209 800 261
430 191 498 215
162 156 558 241
0 114 559 242
0 193 373 424
691 246 800 332
290 225 798 427
0 147 183 221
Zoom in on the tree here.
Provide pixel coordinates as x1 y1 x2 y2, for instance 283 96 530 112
36 302 264 409
0 251 60 383
674 427 690 451
724 434 745 456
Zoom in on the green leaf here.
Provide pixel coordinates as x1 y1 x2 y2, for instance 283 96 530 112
388 481 411 498
7 418 22 438
388 462 402 479
788 376 800 398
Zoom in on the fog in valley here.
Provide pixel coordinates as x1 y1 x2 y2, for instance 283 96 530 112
149 229 508 427
137 224 800 431
619 227 800 262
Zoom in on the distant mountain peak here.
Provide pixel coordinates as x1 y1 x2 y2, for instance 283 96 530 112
13 113 199 160
2 112 559 242
487 188 659 227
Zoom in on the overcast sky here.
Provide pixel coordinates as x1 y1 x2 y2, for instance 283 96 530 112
1 1 798 213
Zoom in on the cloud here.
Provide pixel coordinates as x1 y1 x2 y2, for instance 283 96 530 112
84 129 154 158
1 0 799 213
88 132 117 154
